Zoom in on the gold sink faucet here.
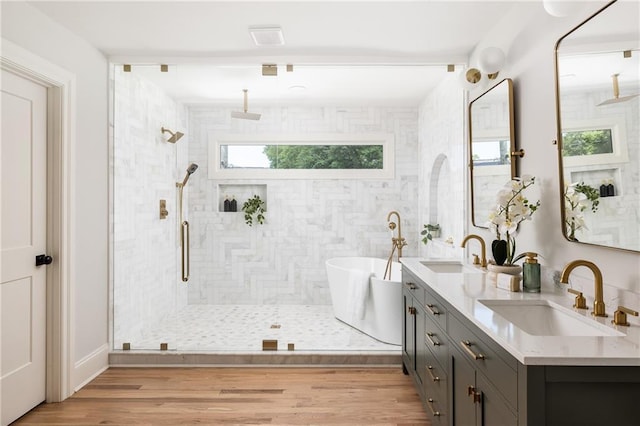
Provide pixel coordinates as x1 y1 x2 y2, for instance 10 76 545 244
460 234 486 268
387 211 407 258
560 259 607 317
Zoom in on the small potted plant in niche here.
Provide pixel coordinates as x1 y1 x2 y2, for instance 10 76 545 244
242 195 266 226
421 223 440 245
486 175 540 274
564 182 600 241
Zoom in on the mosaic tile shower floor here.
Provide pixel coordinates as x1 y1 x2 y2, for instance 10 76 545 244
126 304 400 353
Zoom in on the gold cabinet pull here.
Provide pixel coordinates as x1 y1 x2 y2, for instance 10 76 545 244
612 305 639 326
408 306 417 315
404 282 418 290
426 303 440 316
426 332 441 346
181 220 189 282
426 365 440 382
460 340 485 360
467 385 482 403
426 398 441 417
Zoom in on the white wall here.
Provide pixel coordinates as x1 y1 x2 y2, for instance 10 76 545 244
1 2 109 389
463 1 640 305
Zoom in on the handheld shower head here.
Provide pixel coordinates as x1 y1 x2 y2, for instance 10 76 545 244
181 163 198 186
162 127 185 143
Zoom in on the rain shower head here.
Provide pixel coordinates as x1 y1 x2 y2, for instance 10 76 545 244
180 163 198 186
162 127 185 143
597 74 640 106
231 89 261 121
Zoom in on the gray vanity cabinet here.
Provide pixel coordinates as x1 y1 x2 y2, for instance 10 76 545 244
402 267 640 426
402 273 424 387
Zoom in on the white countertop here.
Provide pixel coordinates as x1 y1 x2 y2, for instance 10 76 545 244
400 257 640 366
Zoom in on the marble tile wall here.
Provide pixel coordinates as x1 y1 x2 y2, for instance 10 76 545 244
417 74 466 259
112 68 189 347
185 105 420 305
559 87 639 249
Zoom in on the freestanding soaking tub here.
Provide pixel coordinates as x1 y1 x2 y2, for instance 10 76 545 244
325 257 402 345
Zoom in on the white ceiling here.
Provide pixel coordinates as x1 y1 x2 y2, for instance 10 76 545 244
28 1 528 104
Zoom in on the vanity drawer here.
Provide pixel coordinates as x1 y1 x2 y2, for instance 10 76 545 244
424 317 448 370
424 350 448 398
423 354 448 426
403 272 425 302
423 287 447 331
448 313 518 410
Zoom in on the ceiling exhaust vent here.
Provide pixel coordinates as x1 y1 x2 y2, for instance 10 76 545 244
249 26 285 46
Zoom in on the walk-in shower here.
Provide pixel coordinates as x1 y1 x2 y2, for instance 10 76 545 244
111 63 419 356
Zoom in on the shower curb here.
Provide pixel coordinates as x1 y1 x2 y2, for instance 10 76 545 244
108 351 401 367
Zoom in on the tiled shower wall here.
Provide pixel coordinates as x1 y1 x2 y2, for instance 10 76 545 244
112 68 189 347
418 74 466 259
560 86 639 248
186 106 420 305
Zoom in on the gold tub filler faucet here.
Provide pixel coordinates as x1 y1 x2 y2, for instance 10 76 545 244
384 211 407 280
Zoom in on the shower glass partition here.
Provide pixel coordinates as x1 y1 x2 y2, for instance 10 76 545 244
112 64 188 351
111 63 436 353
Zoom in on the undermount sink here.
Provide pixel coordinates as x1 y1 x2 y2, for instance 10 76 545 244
420 260 483 274
478 299 624 337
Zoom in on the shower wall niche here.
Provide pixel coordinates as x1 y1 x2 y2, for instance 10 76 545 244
218 184 267 213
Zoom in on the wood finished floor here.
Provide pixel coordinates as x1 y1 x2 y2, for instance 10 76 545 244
14 367 430 425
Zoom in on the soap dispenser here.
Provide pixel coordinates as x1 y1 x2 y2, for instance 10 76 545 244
523 252 541 293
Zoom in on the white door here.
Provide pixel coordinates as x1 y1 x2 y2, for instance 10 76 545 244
1 69 48 425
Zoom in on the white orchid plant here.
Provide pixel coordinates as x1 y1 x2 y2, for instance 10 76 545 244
487 175 541 265
564 182 599 241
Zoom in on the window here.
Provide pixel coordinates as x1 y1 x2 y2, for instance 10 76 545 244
209 134 394 179
561 118 629 168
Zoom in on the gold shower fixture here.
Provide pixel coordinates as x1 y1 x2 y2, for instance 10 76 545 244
597 73 640 106
161 127 184 143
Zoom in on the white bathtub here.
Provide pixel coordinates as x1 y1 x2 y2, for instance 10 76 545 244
325 257 402 345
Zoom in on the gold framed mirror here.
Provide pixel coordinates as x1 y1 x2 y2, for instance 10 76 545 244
555 0 639 252
469 78 517 228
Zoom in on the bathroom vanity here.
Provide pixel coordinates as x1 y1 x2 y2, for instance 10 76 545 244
400 258 640 426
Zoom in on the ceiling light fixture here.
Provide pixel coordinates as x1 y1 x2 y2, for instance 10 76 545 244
249 26 285 46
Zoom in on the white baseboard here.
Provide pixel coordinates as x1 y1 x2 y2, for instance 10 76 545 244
73 343 109 392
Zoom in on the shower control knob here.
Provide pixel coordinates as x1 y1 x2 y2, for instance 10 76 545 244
35 254 53 266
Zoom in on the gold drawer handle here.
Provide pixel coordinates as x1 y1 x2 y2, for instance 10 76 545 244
426 332 441 346
408 306 417 315
426 365 440 382
467 386 482 403
426 398 441 417
460 340 485 360
405 282 418 290
426 303 440 316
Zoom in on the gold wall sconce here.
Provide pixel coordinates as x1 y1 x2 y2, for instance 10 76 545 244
460 47 506 91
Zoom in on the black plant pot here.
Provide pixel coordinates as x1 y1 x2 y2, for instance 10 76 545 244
491 239 508 266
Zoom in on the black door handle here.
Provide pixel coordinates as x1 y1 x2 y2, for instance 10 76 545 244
35 254 53 266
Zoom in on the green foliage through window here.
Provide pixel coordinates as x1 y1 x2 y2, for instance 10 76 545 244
263 145 382 169
221 144 383 170
561 129 613 157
